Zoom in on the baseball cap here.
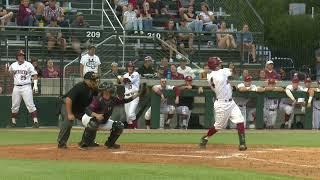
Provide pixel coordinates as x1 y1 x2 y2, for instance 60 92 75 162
185 76 193 81
88 45 96 49
305 77 312 83
84 72 99 80
76 12 84 16
292 77 300 83
144 56 152 61
266 60 274 65
111 62 118 67
268 79 276 84
244 75 252 82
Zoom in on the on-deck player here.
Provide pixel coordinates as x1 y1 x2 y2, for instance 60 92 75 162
6 49 39 128
144 78 176 129
118 61 140 129
199 57 247 151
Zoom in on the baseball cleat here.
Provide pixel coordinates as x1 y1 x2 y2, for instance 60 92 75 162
32 122 39 128
104 142 120 149
57 144 67 149
164 123 170 129
199 136 208 149
78 144 89 150
239 145 247 151
90 142 100 147
7 122 16 128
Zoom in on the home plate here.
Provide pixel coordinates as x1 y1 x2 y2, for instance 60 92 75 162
112 151 129 154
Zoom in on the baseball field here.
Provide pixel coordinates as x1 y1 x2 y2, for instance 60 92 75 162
0 129 319 180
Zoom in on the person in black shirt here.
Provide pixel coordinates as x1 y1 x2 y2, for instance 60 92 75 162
138 56 155 77
57 72 99 149
79 82 139 149
174 76 203 129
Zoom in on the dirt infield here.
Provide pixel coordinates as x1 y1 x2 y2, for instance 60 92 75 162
0 143 319 179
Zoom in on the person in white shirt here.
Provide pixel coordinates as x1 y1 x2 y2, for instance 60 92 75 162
234 75 259 128
311 80 320 129
199 57 247 151
144 78 176 129
177 58 194 78
80 45 101 77
279 77 305 129
123 3 143 34
199 2 218 32
118 61 140 129
6 49 39 128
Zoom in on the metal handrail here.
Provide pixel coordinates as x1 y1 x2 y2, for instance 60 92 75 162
102 9 116 31
63 35 116 78
104 0 125 31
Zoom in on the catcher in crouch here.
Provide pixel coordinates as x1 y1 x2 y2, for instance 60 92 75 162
79 82 139 150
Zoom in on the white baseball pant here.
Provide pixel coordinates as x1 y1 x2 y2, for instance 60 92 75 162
82 114 114 131
213 99 244 130
145 105 175 128
11 85 37 113
264 109 277 127
279 103 294 115
176 106 191 127
124 96 139 122
312 107 320 129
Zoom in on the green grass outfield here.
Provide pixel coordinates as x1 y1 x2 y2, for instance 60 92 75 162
0 129 318 180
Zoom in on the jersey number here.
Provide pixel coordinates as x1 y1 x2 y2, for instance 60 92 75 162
20 75 26 80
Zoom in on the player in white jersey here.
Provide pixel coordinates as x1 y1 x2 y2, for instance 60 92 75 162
263 79 284 129
80 45 101 77
6 49 39 128
144 78 176 129
234 75 259 128
118 61 140 129
312 80 320 129
279 77 305 129
199 57 247 151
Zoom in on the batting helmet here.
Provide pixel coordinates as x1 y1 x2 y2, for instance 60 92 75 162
98 82 114 93
207 57 222 70
185 76 193 81
16 49 25 59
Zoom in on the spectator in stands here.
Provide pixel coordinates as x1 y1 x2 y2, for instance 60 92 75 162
265 60 280 80
200 64 209 80
31 57 43 77
140 1 153 30
315 48 320 80
105 62 122 78
239 69 249 81
177 58 194 78
46 17 67 52
42 58 60 78
123 3 143 34
157 57 169 78
138 56 155 77
199 2 217 33
114 0 130 20
184 5 203 33
178 18 194 52
17 0 35 26
153 7 172 27
0 86 2 94
148 0 164 15
228 62 239 80
217 21 237 49
71 12 90 54
177 0 194 18
279 67 287 80
0 4 13 29
259 69 266 81
34 1 45 27
162 19 176 62
237 24 256 63
170 64 184 80
44 0 67 27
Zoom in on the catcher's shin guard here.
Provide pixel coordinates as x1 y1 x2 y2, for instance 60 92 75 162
105 121 124 149
79 127 98 147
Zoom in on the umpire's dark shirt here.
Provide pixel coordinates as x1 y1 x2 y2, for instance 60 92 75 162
65 82 98 119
